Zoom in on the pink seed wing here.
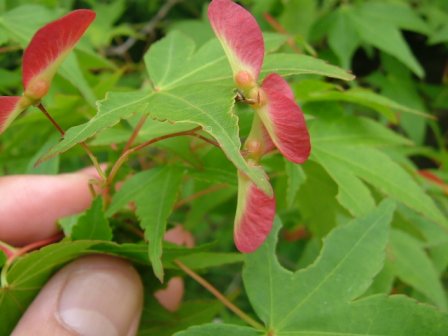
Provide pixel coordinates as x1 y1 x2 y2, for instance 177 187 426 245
260 123 276 154
259 73 311 164
234 171 275 253
22 9 96 94
262 72 295 101
0 96 24 134
208 0 264 79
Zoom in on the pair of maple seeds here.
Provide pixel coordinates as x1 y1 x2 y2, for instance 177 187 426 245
0 0 311 254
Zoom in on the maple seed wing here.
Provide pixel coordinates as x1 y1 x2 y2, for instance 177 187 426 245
0 96 25 134
22 9 96 99
258 73 311 164
208 0 264 80
234 171 276 253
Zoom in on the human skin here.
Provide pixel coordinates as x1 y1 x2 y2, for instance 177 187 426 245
0 171 144 336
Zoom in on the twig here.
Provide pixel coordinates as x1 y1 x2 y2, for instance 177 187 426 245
123 115 148 153
106 126 202 187
189 133 220 148
37 103 65 135
174 184 227 209
1 233 63 287
175 260 265 331
15 233 63 256
37 104 106 180
263 13 313 55
0 45 21 54
108 0 184 56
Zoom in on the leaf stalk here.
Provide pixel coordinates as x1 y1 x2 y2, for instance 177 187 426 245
175 259 265 331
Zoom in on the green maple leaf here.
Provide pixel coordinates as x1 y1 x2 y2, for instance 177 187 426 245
177 200 448 335
311 116 448 230
0 238 241 335
71 197 113 241
347 3 425 78
42 31 353 194
107 166 184 281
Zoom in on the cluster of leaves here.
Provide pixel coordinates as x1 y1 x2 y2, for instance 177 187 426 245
0 0 447 335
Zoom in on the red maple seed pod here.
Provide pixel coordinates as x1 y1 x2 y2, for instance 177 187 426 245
234 170 276 253
258 73 311 164
0 97 24 134
22 9 96 100
0 9 96 134
208 0 264 85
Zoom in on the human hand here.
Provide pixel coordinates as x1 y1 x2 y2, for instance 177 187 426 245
0 170 144 336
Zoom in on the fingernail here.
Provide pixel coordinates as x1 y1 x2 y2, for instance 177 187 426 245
57 266 142 336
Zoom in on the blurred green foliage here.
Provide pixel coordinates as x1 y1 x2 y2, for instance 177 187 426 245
0 0 447 335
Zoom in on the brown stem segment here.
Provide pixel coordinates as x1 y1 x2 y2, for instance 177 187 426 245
263 13 304 54
0 45 21 54
174 184 227 209
106 126 202 187
37 104 106 180
108 0 183 56
15 233 63 256
0 241 16 259
175 260 265 331
123 115 149 153
1 233 63 287
188 133 220 148
37 103 65 135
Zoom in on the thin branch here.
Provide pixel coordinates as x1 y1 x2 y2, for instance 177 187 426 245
108 0 184 56
175 260 265 331
126 224 146 239
189 133 220 148
174 184 227 209
0 241 16 259
1 233 63 287
37 103 65 135
79 143 106 180
123 115 148 153
106 126 202 187
263 13 316 56
15 233 63 256
37 104 106 180
0 45 21 54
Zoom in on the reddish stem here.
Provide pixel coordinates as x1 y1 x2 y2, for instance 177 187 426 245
15 233 63 257
37 103 65 135
0 45 21 54
174 184 227 209
283 226 309 242
1 233 63 287
0 241 16 259
123 115 149 153
37 104 106 180
188 133 220 148
175 260 264 330
419 170 448 195
106 126 202 187
263 13 303 54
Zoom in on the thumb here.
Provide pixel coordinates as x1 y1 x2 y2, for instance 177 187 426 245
12 255 143 336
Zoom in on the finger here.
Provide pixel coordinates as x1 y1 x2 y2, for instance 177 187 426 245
164 225 195 248
153 225 195 312
154 277 184 312
0 171 97 246
13 255 143 336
